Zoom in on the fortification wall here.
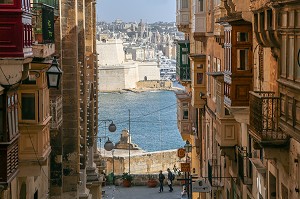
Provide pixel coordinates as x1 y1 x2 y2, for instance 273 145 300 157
104 149 181 175
136 80 173 89
98 64 138 91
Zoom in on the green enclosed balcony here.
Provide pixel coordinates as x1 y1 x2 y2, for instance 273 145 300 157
31 3 55 44
33 0 59 16
176 40 191 83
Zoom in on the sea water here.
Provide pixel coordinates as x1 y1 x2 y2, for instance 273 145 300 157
98 90 185 152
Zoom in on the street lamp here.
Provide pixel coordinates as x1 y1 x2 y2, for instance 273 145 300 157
97 120 117 151
184 140 192 153
103 138 114 151
46 57 63 89
184 140 192 199
108 122 116 132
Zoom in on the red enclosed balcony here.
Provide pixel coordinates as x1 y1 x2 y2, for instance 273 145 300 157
0 0 32 58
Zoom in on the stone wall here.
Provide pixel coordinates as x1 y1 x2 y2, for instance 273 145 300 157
98 63 138 91
113 173 183 186
104 149 181 175
137 62 160 81
136 80 173 89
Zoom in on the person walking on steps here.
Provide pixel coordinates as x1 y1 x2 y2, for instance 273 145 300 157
158 170 165 193
167 168 174 192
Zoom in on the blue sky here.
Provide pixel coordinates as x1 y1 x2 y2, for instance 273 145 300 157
96 0 176 23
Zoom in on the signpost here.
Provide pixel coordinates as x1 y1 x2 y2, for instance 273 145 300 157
181 163 190 172
192 179 212 193
177 148 186 158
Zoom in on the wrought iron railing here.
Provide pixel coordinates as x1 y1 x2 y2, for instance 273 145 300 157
249 91 288 142
50 96 62 130
237 146 252 185
208 155 223 187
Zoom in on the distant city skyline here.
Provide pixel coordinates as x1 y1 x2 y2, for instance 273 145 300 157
96 0 176 23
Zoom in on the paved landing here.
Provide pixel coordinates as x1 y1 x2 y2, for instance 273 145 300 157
102 185 183 199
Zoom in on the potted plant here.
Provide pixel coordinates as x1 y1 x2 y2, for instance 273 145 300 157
121 172 133 187
147 174 158 188
34 28 43 43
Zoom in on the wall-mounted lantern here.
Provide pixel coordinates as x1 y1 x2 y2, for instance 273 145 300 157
46 57 62 89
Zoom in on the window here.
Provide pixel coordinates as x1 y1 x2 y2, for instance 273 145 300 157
21 93 35 120
213 58 217 72
258 46 264 80
7 93 18 140
217 58 221 71
207 56 211 93
182 0 188 8
237 32 249 42
197 73 204 84
267 9 273 28
237 49 249 70
183 109 189 119
199 0 204 12
197 64 203 69
182 54 188 65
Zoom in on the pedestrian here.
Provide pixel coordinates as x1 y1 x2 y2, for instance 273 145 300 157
158 170 165 193
167 168 174 192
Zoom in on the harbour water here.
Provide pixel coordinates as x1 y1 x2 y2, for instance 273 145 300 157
98 89 185 152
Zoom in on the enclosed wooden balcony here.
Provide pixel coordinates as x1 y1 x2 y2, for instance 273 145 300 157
191 0 206 41
19 122 51 162
176 40 191 83
31 3 55 46
0 138 19 184
249 91 289 147
176 0 190 33
190 54 206 108
50 96 62 130
0 0 32 58
222 18 253 107
33 0 59 16
175 91 195 140
192 13 206 38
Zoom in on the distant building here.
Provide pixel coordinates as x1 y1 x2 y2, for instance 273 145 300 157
97 38 159 91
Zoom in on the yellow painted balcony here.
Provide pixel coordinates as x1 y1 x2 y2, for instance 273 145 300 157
176 0 190 33
175 91 196 140
190 54 206 108
19 121 51 163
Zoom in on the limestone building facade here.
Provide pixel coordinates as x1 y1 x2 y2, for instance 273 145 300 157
175 0 300 199
0 0 101 198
